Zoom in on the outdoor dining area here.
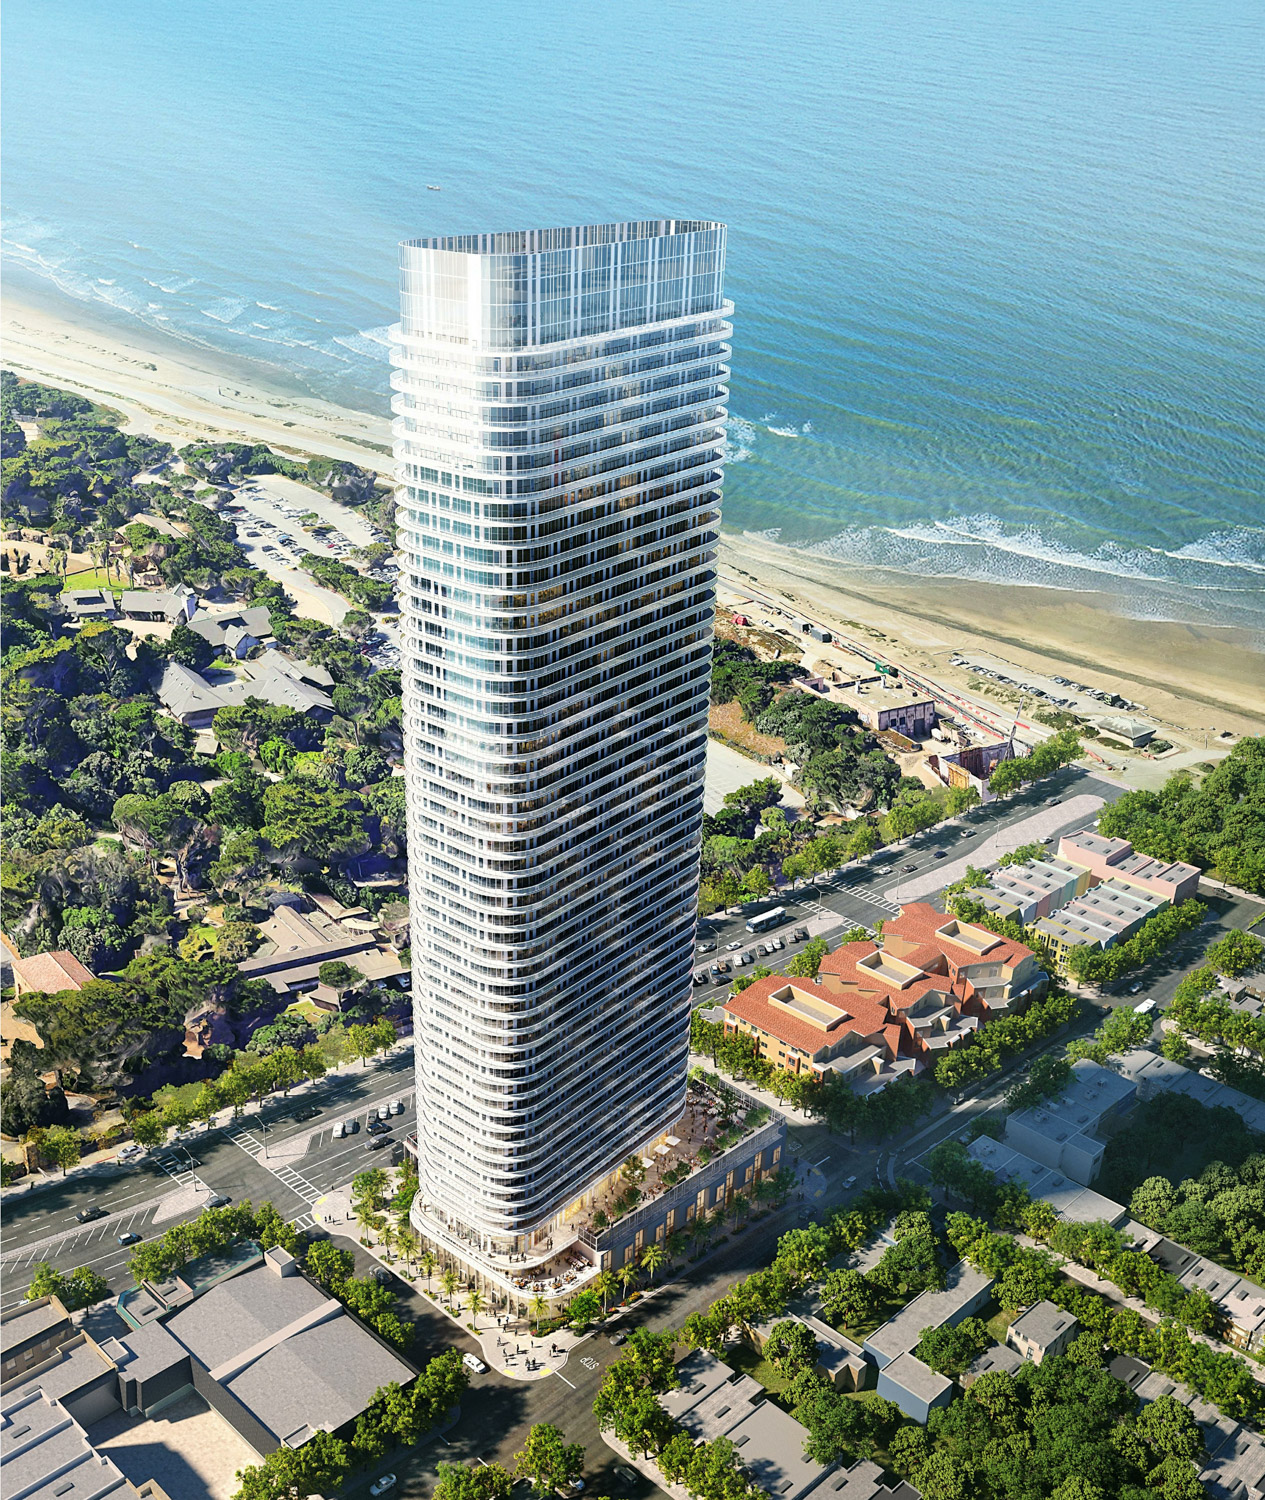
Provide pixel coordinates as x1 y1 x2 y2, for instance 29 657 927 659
510 1249 596 1296
573 1077 761 1240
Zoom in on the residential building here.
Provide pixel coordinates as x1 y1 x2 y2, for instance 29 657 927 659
966 1136 1130 1227
1006 1300 1079 1364
391 220 732 1278
960 1343 1023 1387
1116 1047 1265 1135
1 1300 123 1428
1003 1058 1135 1184
658 1350 839 1500
722 904 1046 1089
862 1261 994 1370
187 604 274 657
10 950 95 1000
1108 1356 1265 1500
235 905 405 1002
875 1351 953 1424
1031 879 1167 972
2 949 95 1061
1057 830 1201 906
61 588 116 622
721 974 915 1094
752 1316 869 1392
157 654 333 728
117 590 196 624
0 1388 143 1500
980 858 1090 925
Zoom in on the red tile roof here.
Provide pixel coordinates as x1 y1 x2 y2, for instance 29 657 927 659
722 975 892 1057
11 950 96 994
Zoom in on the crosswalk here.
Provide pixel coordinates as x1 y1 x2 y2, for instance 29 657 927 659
803 886 901 920
223 1126 324 1209
842 887 902 915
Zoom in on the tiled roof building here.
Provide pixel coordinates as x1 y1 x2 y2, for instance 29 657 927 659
722 904 1046 1091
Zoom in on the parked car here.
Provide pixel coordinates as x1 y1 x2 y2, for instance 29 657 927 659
369 1477 397 1497
367 1119 392 1136
117 1231 142 1246
462 1352 487 1374
614 1467 639 1489
117 1144 146 1162
206 1194 231 1209
693 970 708 985
556 1481 585 1498
1128 983 1143 995
791 927 810 942
76 1206 107 1224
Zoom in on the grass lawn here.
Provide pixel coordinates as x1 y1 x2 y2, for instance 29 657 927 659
285 998 327 1024
725 1343 799 1400
985 1307 1017 1343
61 569 118 591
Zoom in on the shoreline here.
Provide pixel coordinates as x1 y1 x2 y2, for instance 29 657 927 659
4 279 1261 741
1 280 394 473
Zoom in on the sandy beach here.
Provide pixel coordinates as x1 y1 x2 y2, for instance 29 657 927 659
4 286 1261 742
718 534 1265 741
1 288 393 474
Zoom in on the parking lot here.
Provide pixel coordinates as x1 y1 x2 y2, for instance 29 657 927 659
221 479 401 667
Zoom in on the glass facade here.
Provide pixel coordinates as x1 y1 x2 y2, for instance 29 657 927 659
392 219 731 1258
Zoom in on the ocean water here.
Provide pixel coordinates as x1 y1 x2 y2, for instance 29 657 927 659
3 0 1264 630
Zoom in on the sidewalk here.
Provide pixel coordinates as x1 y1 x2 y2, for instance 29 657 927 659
1016 1233 1265 1387
0 1039 415 1204
313 1189 596 1382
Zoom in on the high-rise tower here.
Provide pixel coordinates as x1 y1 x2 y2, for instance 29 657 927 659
392 220 731 1268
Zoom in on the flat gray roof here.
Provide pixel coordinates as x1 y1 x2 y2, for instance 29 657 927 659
163 1269 326 1369
724 1399 833 1500
1 1390 136 1500
1010 1299 1078 1349
880 1351 953 1403
1 1301 67 1356
863 1261 993 1365
222 1316 413 1446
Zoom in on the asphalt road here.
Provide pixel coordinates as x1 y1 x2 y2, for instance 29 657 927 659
693 767 1125 997
0 1048 417 1304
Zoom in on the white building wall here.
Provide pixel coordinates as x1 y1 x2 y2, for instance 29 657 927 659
391 221 732 1254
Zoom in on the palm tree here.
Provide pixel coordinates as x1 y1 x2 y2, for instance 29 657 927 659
420 1249 436 1287
594 1269 617 1314
728 1192 750 1228
617 1262 640 1301
468 1288 485 1326
529 1292 548 1334
641 1242 666 1284
440 1267 459 1306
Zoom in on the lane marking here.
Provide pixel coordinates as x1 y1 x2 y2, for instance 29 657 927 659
552 1371 576 1388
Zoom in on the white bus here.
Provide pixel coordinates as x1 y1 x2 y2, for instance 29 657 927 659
746 905 788 934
